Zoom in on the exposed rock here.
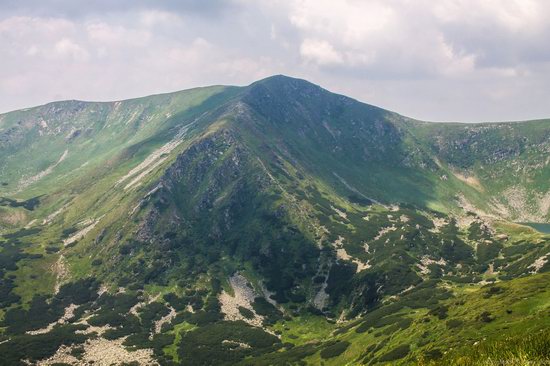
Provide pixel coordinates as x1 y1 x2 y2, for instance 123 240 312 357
331 205 348 220
38 337 158 366
333 236 370 273
153 306 176 335
529 254 549 273
53 254 69 294
116 122 196 191
17 149 68 191
373 225 397 241
64 216 103 246
219 273 263 327
417 256 447 275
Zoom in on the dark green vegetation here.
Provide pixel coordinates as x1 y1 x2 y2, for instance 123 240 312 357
178 321 281 365
0 75 549 365
320 340 350 359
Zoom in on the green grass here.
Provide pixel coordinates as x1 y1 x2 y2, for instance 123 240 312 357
270 314 334 345
418 329 550 366
163 321 197 362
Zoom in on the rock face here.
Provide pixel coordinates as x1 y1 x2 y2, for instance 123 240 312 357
38 338 158 366
219 273 263 327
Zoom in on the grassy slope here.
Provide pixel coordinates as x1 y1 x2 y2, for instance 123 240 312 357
406 119 550 221
253 272 550 365
0 86 241 301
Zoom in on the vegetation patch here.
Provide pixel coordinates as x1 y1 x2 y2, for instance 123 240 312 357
378 344 410 362
0 196 41 210
177 321 281 365
0 325 88 365
320 340 350 359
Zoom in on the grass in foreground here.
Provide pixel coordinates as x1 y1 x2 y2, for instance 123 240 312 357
418 329 550 366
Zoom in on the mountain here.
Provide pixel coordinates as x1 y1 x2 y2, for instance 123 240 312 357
0 75 549 365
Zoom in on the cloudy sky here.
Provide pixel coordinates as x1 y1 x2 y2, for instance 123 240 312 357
1 0 549 122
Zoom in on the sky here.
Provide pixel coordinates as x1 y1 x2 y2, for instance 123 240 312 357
1 0 550 122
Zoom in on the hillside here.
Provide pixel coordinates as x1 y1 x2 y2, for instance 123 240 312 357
0 75 549 365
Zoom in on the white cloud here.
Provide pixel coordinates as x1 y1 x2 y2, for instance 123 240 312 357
54 38 89 60
433 0 543 31
300 39 343 65
282 0 482 77
289 0 394 43
138 10 183 27
86 22 151 46
0 1 550 121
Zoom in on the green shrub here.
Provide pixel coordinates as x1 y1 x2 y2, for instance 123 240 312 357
178 321 281 365
373 315 406 328
163 293 189 311
239 306 255 319
252 297 282 324
185 310 222 326
483 285 504 298
61 227 78 239
478 311 494 323
446 319 463 329
320 340 350 359
423 348 443 360
3 295 63 334
428 305 448 320
56 278 99 305
378 344 410 362
45 246 61 254
0 325 88 364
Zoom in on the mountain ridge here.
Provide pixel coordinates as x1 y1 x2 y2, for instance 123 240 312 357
4 74 549 125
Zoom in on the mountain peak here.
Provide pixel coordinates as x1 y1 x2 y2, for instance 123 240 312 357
248 75 329 97
251 74 315 86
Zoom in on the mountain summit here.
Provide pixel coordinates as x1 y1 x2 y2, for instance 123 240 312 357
0 76 549 365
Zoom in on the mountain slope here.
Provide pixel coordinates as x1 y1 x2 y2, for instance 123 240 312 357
0 75 548 365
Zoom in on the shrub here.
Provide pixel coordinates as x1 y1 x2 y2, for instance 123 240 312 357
61 227 78 239
483 285 504 298
320 340 350 359
313 275 326 284
163 293 189 311
428 305 448 320
446 319 463 329
289 292 306 303
423 348 443 360
373 315 406 328
3 295 63 334
378 344 410 362
252 297 282 325
478 311 494 323
56 278 99 305
45 246 61 254
178 321 281 365
0 325 88 364
239 307 255 320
